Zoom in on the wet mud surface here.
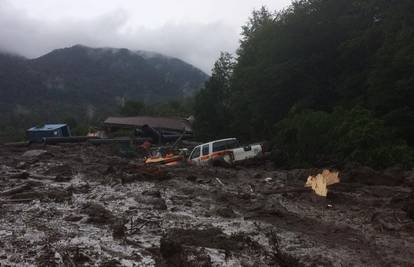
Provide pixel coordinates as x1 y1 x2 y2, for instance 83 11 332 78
1 143 414 266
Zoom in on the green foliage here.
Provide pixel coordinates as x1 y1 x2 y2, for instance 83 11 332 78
273 107 414 168
193 53 235 140
194 1 414 168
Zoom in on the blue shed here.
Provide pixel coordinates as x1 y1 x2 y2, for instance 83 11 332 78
26 124 71 143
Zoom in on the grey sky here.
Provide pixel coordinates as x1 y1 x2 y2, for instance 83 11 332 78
0 0 292 73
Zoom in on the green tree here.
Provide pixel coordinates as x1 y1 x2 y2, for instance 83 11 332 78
194 52 235 140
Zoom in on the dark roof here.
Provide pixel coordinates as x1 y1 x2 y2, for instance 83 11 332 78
27 124 68 132
104 116 192 132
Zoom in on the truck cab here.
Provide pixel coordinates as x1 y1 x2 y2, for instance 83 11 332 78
188 138 263 165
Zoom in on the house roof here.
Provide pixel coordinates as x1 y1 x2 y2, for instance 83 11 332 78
27 124 68 132
104 116 192 132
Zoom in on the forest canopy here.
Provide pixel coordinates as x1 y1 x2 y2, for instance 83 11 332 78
194 0 414 168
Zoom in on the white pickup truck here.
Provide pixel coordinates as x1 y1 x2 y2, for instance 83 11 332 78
188 138 264 166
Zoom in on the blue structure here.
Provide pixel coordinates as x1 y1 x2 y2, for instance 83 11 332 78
26 124 71 143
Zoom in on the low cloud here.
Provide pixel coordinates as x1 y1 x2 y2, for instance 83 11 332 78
0 1 241 73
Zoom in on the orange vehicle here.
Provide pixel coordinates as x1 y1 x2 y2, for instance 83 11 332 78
145 153 184 166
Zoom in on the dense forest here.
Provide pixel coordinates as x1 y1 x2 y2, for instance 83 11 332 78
194 0 414 168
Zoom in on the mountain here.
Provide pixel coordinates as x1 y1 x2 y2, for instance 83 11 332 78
28 45 208 102
0 45 208 140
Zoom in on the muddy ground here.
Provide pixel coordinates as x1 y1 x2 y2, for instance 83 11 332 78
0 143 413 266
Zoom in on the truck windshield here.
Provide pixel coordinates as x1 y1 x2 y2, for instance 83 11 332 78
190 147 201 159
212 139 239 152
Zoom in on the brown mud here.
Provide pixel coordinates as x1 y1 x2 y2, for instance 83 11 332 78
0 143 413 266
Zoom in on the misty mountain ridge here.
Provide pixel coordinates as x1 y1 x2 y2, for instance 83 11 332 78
31 44 208 98
0 45 208 104
1 44 208 103
0 44 208 139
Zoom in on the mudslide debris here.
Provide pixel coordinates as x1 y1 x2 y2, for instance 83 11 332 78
305 170 340 197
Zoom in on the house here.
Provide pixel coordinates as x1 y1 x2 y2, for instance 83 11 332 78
103 116 193 143
104 116 193 134
26 124 71 143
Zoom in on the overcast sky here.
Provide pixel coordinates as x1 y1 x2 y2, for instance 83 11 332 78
0 0 292 73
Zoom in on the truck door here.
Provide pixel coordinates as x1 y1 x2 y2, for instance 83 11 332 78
189 146 201 165
200 144 210 162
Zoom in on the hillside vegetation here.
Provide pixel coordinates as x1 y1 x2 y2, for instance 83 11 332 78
0 45 207 140
194 0 414 168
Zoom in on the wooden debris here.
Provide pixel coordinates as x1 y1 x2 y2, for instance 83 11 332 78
305 170 340 197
